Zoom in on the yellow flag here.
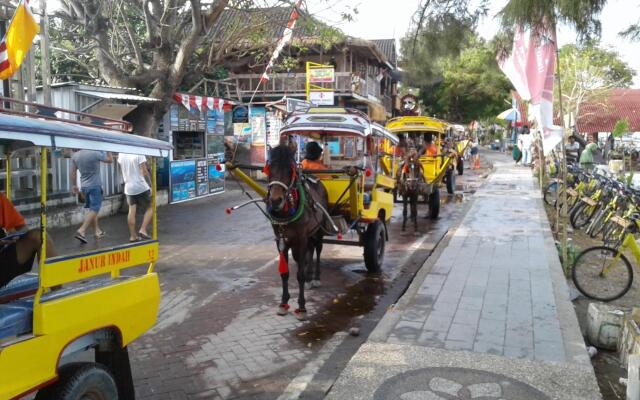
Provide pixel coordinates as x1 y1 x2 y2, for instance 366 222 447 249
0 0 40 80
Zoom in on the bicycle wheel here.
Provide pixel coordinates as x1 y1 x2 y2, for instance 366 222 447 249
603 221 625 247
572 246 633 301
571 202 598 229
544 181 558 206
588 209 608 238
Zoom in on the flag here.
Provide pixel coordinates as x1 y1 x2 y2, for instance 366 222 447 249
498 27 562 155
0 0 40 80
259 0 302 83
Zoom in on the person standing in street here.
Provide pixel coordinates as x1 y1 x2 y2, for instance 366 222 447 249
519 126 532 166
117 153 153 242
71 150 113 243
565 135 580 165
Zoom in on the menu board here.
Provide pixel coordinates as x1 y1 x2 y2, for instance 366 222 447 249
196 159 208 196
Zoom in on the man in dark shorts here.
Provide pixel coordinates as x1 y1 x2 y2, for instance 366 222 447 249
0 192 57 287
117 153 153 242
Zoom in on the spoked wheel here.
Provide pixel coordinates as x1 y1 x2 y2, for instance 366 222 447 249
457 158 464 175
570 202 598 229
587 209 608 238
363 219 385 273
572 246 633 301
543 181 559 206
445 168 455 194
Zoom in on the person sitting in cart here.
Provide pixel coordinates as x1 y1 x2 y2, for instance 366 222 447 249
301 141 328 171
420 134 438 157
0 192 57 288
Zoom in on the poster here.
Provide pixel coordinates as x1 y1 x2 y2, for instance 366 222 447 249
208 160 225 194
207 135 225 159
170 160 197 202
250 106 266 145
196 159 208 196
232 105 249 123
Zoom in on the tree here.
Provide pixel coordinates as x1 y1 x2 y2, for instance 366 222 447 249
51 0 326 136
557 42 635 125
418 39 513 122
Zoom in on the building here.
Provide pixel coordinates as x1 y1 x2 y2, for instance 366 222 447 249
217 7 401 122
576 88 640 136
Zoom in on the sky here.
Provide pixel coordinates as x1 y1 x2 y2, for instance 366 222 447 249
308 0 640 87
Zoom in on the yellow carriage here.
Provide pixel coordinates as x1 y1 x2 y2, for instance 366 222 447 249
0 105 170 399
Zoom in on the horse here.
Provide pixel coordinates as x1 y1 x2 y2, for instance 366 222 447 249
398 149 425 232
265 143 332 321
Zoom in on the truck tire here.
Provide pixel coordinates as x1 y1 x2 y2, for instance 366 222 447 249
363 219 385 273
428 187 440 219
36 363 118 400
445 169 455 194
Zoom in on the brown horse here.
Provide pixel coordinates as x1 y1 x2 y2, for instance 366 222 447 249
398 149 425 232
265 144 331 320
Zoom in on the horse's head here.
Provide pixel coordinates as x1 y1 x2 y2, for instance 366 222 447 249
401 148 422 192
265 144 298 214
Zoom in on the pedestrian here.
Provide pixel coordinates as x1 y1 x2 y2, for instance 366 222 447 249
580 136 598 171
1 192 57 287
71 150 113 243
519 126 532 166
565 135 580 165
117 153 153 242
470 137 479 168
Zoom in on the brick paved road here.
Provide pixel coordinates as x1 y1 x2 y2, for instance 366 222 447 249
49 165 488 399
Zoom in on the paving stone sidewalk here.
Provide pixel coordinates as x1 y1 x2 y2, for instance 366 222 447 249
326 153 602 400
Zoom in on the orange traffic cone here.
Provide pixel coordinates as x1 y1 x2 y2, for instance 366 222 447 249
473 157 480 169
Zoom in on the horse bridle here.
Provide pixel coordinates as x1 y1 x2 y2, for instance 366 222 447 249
264 163 305 225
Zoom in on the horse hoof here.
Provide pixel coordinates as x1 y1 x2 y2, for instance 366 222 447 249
277 304 289 316
310 280 321 288
294 309 308 321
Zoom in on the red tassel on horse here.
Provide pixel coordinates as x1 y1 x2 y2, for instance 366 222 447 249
278 252 288 275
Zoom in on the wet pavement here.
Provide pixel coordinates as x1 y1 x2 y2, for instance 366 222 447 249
325 150 602 400
45 162 488 399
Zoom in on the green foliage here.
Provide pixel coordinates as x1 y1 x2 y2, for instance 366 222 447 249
498 0 608 41
612 118 630 138
557 42 635 123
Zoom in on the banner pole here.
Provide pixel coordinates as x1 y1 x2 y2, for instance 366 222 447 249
553 26 569 274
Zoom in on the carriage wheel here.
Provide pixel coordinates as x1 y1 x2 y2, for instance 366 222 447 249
428 187 440 219
445 169 455 194
457 157 464 175
364 219 385 273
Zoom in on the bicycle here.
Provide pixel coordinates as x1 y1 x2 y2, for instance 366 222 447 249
571 215 640 301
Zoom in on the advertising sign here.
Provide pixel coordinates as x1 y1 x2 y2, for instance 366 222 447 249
309 91 334 106
309 67 335 83
170 160 197 203
250 106 266 145
208 160 225 194
232 105 249 123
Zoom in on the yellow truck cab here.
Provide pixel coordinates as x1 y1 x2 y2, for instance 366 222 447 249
0 106 171 399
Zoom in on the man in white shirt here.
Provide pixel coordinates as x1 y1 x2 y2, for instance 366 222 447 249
117 153 152 242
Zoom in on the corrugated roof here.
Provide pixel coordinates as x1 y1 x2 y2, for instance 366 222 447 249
76 90 161 103
372 39 397 68
577 89 640 133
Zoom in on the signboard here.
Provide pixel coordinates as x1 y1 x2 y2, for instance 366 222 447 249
232 105 249 123
170 158 225 203
250 106 266 145
308 67 335 83
286 98 312 113
170 160 197 202
309 91 334 106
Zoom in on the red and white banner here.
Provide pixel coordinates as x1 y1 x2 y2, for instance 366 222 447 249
259 0 303 83
498 27 562 155
173 93 233 112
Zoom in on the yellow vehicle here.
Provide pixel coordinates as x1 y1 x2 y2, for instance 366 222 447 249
0 105 171 399
228 107 399 272
385 116 458 218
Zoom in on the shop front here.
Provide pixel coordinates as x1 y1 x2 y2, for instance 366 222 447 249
162 93 234 203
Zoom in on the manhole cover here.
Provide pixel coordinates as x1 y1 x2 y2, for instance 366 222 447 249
374 367 549 400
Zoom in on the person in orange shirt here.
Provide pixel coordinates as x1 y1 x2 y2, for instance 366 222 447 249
420 134 439 157
0 192 57 287
301 141 328 171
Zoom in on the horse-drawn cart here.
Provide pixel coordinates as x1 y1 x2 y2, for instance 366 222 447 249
385 116 459 218
227 107 399 274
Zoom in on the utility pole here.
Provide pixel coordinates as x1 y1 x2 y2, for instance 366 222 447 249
40 0 51 106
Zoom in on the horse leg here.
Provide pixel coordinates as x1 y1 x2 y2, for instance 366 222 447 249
311 241 322 288
277 248 290 316
411 192 418 232
402 194 408 231
294 246 308 321
304 246 314 284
